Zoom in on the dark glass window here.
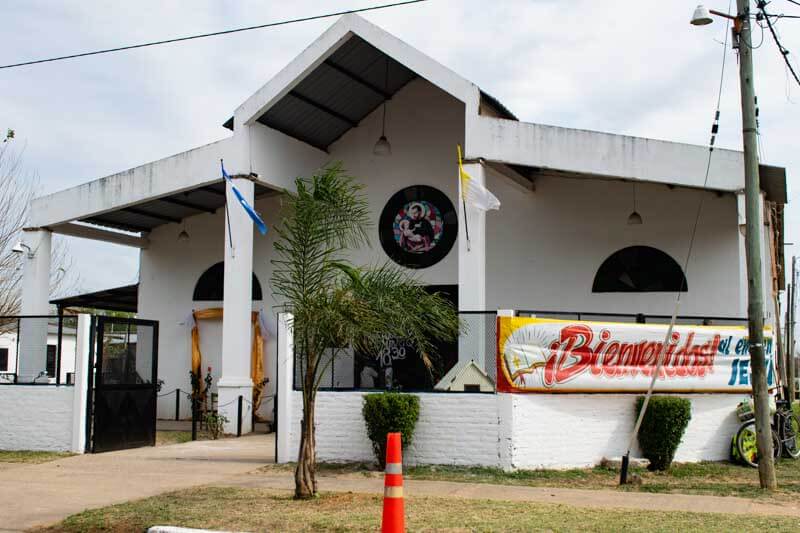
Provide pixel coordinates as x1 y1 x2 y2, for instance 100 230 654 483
592 246 687 293
192 262 263 301
0 348 8 372
46 345 56 377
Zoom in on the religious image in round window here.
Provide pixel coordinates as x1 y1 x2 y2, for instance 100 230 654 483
379 185 457 269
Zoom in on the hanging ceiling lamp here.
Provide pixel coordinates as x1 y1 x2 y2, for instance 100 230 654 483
373 57 392 156
627 182 643 225
178 219 190 242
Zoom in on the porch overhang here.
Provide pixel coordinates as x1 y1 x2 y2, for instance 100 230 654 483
51 283 139 313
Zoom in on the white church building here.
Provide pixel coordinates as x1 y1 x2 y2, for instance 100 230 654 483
16 15 788 466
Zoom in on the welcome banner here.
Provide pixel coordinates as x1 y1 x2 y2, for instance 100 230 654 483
496 316 775 393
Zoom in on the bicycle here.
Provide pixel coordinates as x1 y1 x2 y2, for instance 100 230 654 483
734 398 800 468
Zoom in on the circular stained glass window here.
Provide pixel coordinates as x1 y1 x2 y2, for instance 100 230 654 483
379 185 457 269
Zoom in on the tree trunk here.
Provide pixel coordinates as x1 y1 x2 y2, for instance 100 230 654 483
295 379 317 498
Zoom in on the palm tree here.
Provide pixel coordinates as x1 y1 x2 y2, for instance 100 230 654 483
272 164 460 499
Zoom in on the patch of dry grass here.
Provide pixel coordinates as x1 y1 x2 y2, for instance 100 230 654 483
36 486 800 533
0 450 74 464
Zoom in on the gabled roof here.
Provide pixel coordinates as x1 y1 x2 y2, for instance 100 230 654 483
231 14 488 151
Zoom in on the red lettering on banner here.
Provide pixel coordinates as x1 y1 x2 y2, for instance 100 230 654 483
535 324 719 387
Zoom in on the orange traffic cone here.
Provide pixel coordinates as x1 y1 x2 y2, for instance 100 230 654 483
381 432 405 533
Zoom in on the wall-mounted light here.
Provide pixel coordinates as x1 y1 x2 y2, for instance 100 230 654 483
11 242 34 258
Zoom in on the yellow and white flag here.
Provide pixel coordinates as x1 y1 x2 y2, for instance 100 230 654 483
457 145 500 211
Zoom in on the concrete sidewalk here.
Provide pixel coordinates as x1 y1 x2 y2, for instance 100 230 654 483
224 471 800 519
0 433 275 532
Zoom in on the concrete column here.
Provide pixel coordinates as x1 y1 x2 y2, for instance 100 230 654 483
276 312 294 463
458 162 487 368
71 314 91 453
218 177 254 435
18 229 52 382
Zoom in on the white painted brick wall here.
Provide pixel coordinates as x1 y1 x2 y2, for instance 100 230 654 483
287 391 502 466
0 386 75 451
511 394 742 469
285 391 743 469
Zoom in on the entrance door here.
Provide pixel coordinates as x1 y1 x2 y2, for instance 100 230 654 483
88 317 159 453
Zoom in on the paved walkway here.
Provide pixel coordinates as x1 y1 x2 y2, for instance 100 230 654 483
226 472 800 519
0 433 275 532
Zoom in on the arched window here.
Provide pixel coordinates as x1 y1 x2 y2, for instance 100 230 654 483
592 246 687 293
192 262 263 301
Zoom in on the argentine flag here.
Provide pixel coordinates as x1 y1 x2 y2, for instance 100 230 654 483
221 161 268 235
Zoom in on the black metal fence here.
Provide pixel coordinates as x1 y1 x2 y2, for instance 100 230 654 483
290 309 747 394
0 315 79 385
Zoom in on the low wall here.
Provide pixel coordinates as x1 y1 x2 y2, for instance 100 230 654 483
509 394 740 469
281 390 742 469
0 386 77 452
286 391 502 466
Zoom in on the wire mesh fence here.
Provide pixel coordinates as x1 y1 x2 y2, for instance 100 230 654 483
0 315 79 385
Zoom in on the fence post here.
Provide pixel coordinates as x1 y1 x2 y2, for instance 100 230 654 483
237 395 243 437
191 399 197 441
175 389 181 421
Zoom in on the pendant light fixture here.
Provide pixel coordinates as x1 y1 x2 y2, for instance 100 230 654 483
178 219 190 242
373 56 392 156
627 182 643 225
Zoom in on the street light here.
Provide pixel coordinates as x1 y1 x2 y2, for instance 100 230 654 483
690 5 713 26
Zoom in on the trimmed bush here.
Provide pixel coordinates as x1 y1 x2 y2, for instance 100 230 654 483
635 395 692 471
362 392 420 467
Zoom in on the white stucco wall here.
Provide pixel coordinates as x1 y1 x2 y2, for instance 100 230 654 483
485 174 744 317
139 78 464 420
281 390 741 469
0 386 76 451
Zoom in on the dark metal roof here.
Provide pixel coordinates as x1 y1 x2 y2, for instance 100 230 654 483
51 284 139 313
257 35 417 151
79 180 279 234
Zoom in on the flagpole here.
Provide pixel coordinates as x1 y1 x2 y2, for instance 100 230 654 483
221 159 235 256
462 196 471 252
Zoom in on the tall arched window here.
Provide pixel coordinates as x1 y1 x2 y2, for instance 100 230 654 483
592 246 687 293
192 262 263 301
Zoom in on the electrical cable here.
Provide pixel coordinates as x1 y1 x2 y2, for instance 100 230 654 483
0 0 428 70
760 2 800 88
624 0 733 468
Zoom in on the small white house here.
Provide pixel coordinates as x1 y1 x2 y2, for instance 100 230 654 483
16 15 788 466
0 321 77 384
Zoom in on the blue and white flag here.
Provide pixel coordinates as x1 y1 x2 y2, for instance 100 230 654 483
221 161 267 235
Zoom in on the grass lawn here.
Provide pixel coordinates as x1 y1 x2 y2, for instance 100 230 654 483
261 456 800 502
0 450 74 464
35 486 799 533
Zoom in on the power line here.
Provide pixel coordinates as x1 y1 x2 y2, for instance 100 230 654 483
759 2 800 87
0 0 428 70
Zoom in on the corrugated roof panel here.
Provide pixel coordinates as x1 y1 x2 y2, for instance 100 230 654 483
257 35 417 151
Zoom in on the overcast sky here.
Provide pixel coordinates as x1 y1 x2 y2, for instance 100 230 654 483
2 0 798 295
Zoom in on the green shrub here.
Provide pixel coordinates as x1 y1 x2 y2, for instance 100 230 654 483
635 395 692 471
362 392 420 467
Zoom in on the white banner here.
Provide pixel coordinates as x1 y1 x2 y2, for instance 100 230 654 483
497 317 776 393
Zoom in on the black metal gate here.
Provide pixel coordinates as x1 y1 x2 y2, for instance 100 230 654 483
87 316 159 453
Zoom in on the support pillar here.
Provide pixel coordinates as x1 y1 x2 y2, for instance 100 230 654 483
276 312 294 463
218 177 254 435
18 229 52 382
458 162 487 368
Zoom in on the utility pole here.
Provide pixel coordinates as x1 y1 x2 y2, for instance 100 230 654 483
736 0 777 490
790 256 797 401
